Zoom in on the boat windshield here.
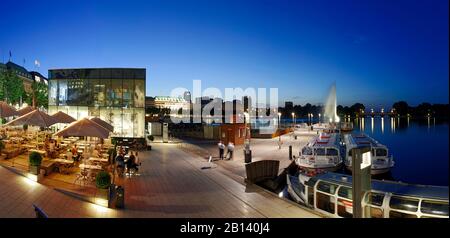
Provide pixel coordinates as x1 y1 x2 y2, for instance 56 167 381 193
315 148 326 156
326 148 338 156
420 200 449 216
302 147 313 155
389 196 419 212
375 148 387 157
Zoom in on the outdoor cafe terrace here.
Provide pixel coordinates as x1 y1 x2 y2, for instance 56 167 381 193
0 101 141 197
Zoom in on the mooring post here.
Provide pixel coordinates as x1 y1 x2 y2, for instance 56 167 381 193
289 145 292 160
351 147 372 218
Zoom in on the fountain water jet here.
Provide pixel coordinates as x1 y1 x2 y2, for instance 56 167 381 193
324 82 339 123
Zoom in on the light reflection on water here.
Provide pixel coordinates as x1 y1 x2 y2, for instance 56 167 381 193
352 116 448 186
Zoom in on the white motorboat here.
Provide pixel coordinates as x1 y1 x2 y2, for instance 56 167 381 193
343 133 394 175
295 132 343 172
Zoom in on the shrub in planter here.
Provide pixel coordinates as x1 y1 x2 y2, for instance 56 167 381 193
23 124 28 131
95 171 112 207
96 171 111 189
29 152 43 175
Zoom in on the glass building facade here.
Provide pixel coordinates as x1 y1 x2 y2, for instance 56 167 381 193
48 68 146 138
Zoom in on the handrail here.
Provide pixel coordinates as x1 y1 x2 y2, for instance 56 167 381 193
32 204 48 218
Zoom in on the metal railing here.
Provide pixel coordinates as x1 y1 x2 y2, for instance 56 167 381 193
32 204 48 218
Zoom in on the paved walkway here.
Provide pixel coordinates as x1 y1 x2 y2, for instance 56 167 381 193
177 128 318 178
0 166 119 218
0 143 320 218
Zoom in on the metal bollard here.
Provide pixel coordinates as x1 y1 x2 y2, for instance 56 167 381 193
244 149 252 163
289 145 292 160
115 186 125 209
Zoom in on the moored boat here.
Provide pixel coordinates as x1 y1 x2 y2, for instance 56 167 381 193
295 132 343 172
286 172 449 218
343 133 394 175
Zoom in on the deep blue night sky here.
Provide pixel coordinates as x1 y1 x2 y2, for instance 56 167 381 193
0 0 448 109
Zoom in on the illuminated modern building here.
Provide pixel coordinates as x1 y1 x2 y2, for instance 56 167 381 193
48 68 146 138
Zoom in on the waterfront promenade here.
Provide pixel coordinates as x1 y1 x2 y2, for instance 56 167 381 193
177 128 318 179
0 143 320 218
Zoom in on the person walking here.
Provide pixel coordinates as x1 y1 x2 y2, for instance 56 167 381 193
218 141 225 160
227 142 235 160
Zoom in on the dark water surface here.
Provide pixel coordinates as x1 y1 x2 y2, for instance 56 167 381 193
351 117 449 186
283 117 448 186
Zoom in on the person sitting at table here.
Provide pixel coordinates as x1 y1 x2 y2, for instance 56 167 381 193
134 151 140 165
118 146 125 156
49 140 55 151
115 153 125 176
126 152 135 174
92 149 100 158
71 144 80 162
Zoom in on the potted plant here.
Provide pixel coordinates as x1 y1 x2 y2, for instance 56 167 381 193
95 171 112 207
29 151 43 175
23 124 28 132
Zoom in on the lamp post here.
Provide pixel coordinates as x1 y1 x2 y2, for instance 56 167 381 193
291 112 295 128
277 112 281 129
278 112 282 149
244 111 250 140
318 113 321 124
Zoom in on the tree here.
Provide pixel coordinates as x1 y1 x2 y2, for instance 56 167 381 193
392 101 409 116
1 70 25 105
415 102 432 117
337 105 344 116
0 71 6 100
350 103 365 116
26 81 48 108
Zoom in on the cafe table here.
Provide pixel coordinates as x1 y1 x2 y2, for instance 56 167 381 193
79 164 102 170
29 149 46 156
53 159 74 164
88 157 109 163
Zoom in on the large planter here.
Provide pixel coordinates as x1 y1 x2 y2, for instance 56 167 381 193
95 188 110 207
30 165 41 175
95 171 112 207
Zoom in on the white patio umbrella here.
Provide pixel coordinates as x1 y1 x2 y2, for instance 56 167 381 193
52 111 76 124
54 118 111 139
90 117 114 132
17 106 35 116
3 109 57 128
0 101 18 118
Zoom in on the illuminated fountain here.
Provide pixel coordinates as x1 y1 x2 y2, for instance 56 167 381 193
324 83 340 123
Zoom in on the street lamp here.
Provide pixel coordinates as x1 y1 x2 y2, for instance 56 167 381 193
318 113 321 123
291 112 295 128
277 112 282 149
277 112 281 129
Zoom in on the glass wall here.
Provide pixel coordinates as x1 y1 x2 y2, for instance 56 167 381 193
48 68 146 138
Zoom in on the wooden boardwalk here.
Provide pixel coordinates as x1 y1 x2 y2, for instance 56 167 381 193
0 143 320 218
